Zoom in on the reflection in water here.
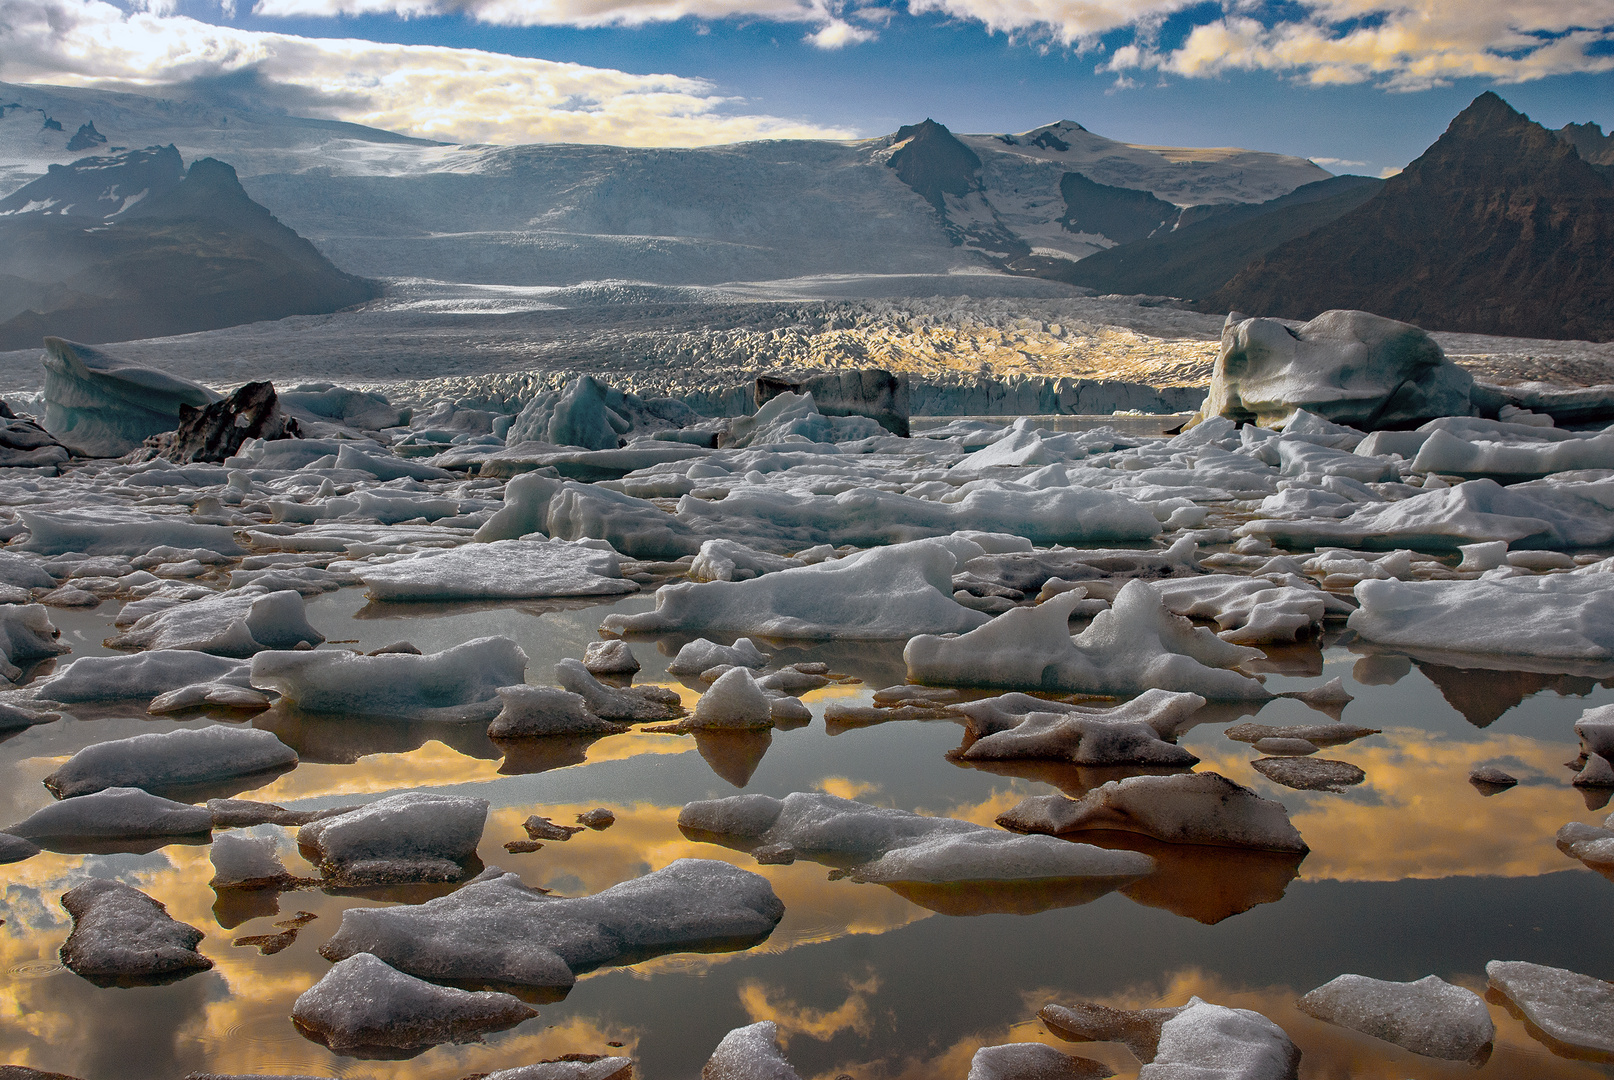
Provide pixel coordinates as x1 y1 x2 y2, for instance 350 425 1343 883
7 593 1614 1078
1416 662 1607 729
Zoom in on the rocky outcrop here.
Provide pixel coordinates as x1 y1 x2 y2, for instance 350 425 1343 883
0 400 70 467
1205 93 1614 342
143 381 298 463
1192 309 1474 429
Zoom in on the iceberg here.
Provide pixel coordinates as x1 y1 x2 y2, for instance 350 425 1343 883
209 832 295 889
107 587 323 656
1348 574 1614 661
7 787 213 843
357 538 637 601
955 689 1205 767
43 725 297 799
251 636 527 717
487 685 628 738
318 859 784 991
40 651 253 703
1485 960 1614 1058
58 879 212 983
1297 974 1492 1062
297 792 488 884
41 337 220 457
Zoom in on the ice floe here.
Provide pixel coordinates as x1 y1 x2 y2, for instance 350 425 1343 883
297 792 488 884
1041 996 1301 1080
904 583 1268 699
1485 960 1614 1058
357 538 637 601
209 832 295 889
487 685 628 738
1297 974 1493 1062
42 725 297 798
702 1020 801 1080
999 773 1307 853
953 689 1205 766
318 859 784 991
1348 574 1614 661
58 878 213 983
0 603 67 682
251 636 527 717
7 787 213 845
291 952 535 1054
39 650 253 703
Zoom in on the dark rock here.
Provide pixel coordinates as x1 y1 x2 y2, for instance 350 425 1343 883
143 381 298 463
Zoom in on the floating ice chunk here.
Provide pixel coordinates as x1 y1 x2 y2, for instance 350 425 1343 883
1151 576 1331 645
689 668 776 730
0 603 67 682
485 1059 633 1080
1556 821 1614 869
40 651 253 703
209 832 294 889
1143 997 1301 1080
1485 960 1614 1058
555 658 684 721
603 540 988 641
1575 705 1614 759
0 700 59 733
951 427 1058 471
14 510 245 557
703 1020 801 1080
1348 574 1614 661
357 539 636 601
583 639 640 675
1241 478 1614 551
58 879 212 982
332 442 454 482
475 472 561 541
1298 974 1493 1061
1252 757 1365 792
677 482 1161 550
1278 440 1396 483
41 338 221 457
956 689 1205 767
1412 428 1614 479
905 583 1267 700
7 787 212 841
107 587 322 657
1573 753 1614 787
147 681 271 713
691 539 805 581
251 636 526 717
291 953 535 1054
1193 309 1470 430
43 726 297 798
955 689 1201 739
1250 738 1318 756
1040 1000 1179 1061
1469 765 1518 789
725 390 882 448
968 1043 1109 1080
0 833 40 863
551 482 706 560
0 551 57 590
297 792 488 884
678 792 1152 886
668 637 770 676
319 859 784 991
488 685 627 738
998 773 1307 853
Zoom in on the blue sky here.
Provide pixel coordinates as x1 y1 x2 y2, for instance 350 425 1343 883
4 0 1613 167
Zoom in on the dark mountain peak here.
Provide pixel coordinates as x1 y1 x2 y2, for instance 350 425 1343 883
888 119 980 212
66 121 108 152
1559 121 1614 166
126 155 272 225
1386 90 1601 200
0 144 184 219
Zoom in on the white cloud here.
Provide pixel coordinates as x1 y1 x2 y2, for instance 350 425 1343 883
0 0 859 144
805 17 877 47
1103 3 1614 89
1310 156 1367 166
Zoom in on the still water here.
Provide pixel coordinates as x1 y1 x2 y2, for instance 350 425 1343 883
2 589 1612 1079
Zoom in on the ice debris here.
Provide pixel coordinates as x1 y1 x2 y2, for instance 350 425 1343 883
7 787 213 843
953 689 1205 766
1042 996 1300 1079
59 878 212 982
251 636 526 717
666 637 769 676
1349 574 1614 661
297 792 488 884
1250 757 1366 792
357 539 637 601
209 832 294 889
678 792 1153 886
603 539 988 640
582 639 639 675
43 725 297 798
107 587 323 656
556 659 684 721
1297 974 1493 1061
14 509 244 557
1485 960 1614 1058
967 1043 1112 1080
40 650 253 703
905 583 1268 700
702 1020 800 1080
291 952 535 1055
0 833 41 863
0 603 67 683
319 859 784 991
999 773 1308 853
488 685 628 738
486 1060 633 1080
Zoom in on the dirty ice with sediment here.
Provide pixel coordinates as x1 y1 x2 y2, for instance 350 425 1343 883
2 86 1614 1080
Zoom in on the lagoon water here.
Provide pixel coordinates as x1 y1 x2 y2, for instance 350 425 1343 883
3 589 1613 1079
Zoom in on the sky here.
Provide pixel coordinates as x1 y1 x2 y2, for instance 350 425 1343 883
1 0 1612 173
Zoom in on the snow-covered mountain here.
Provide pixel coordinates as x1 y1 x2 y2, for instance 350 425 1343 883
0 81 1331 289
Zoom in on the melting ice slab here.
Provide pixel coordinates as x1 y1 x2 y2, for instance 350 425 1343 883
1486 960 1614 1059
318 859 784 992
703 1020 801 1080
58 879 212 984
251 635 526 717
7 787 212 844
603 539 989 640
1297 974 1493 1062
43 725 297 798
678 791 1153 887
357 538 638 601
905 582 1268 699
1042 996 1302 1080
107 587 322 656
297 792 488 885
292 952 536 1056
1349 573 1614 661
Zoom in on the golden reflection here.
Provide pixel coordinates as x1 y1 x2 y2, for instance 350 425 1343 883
739 972 882 1043
1191 729 1611 882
